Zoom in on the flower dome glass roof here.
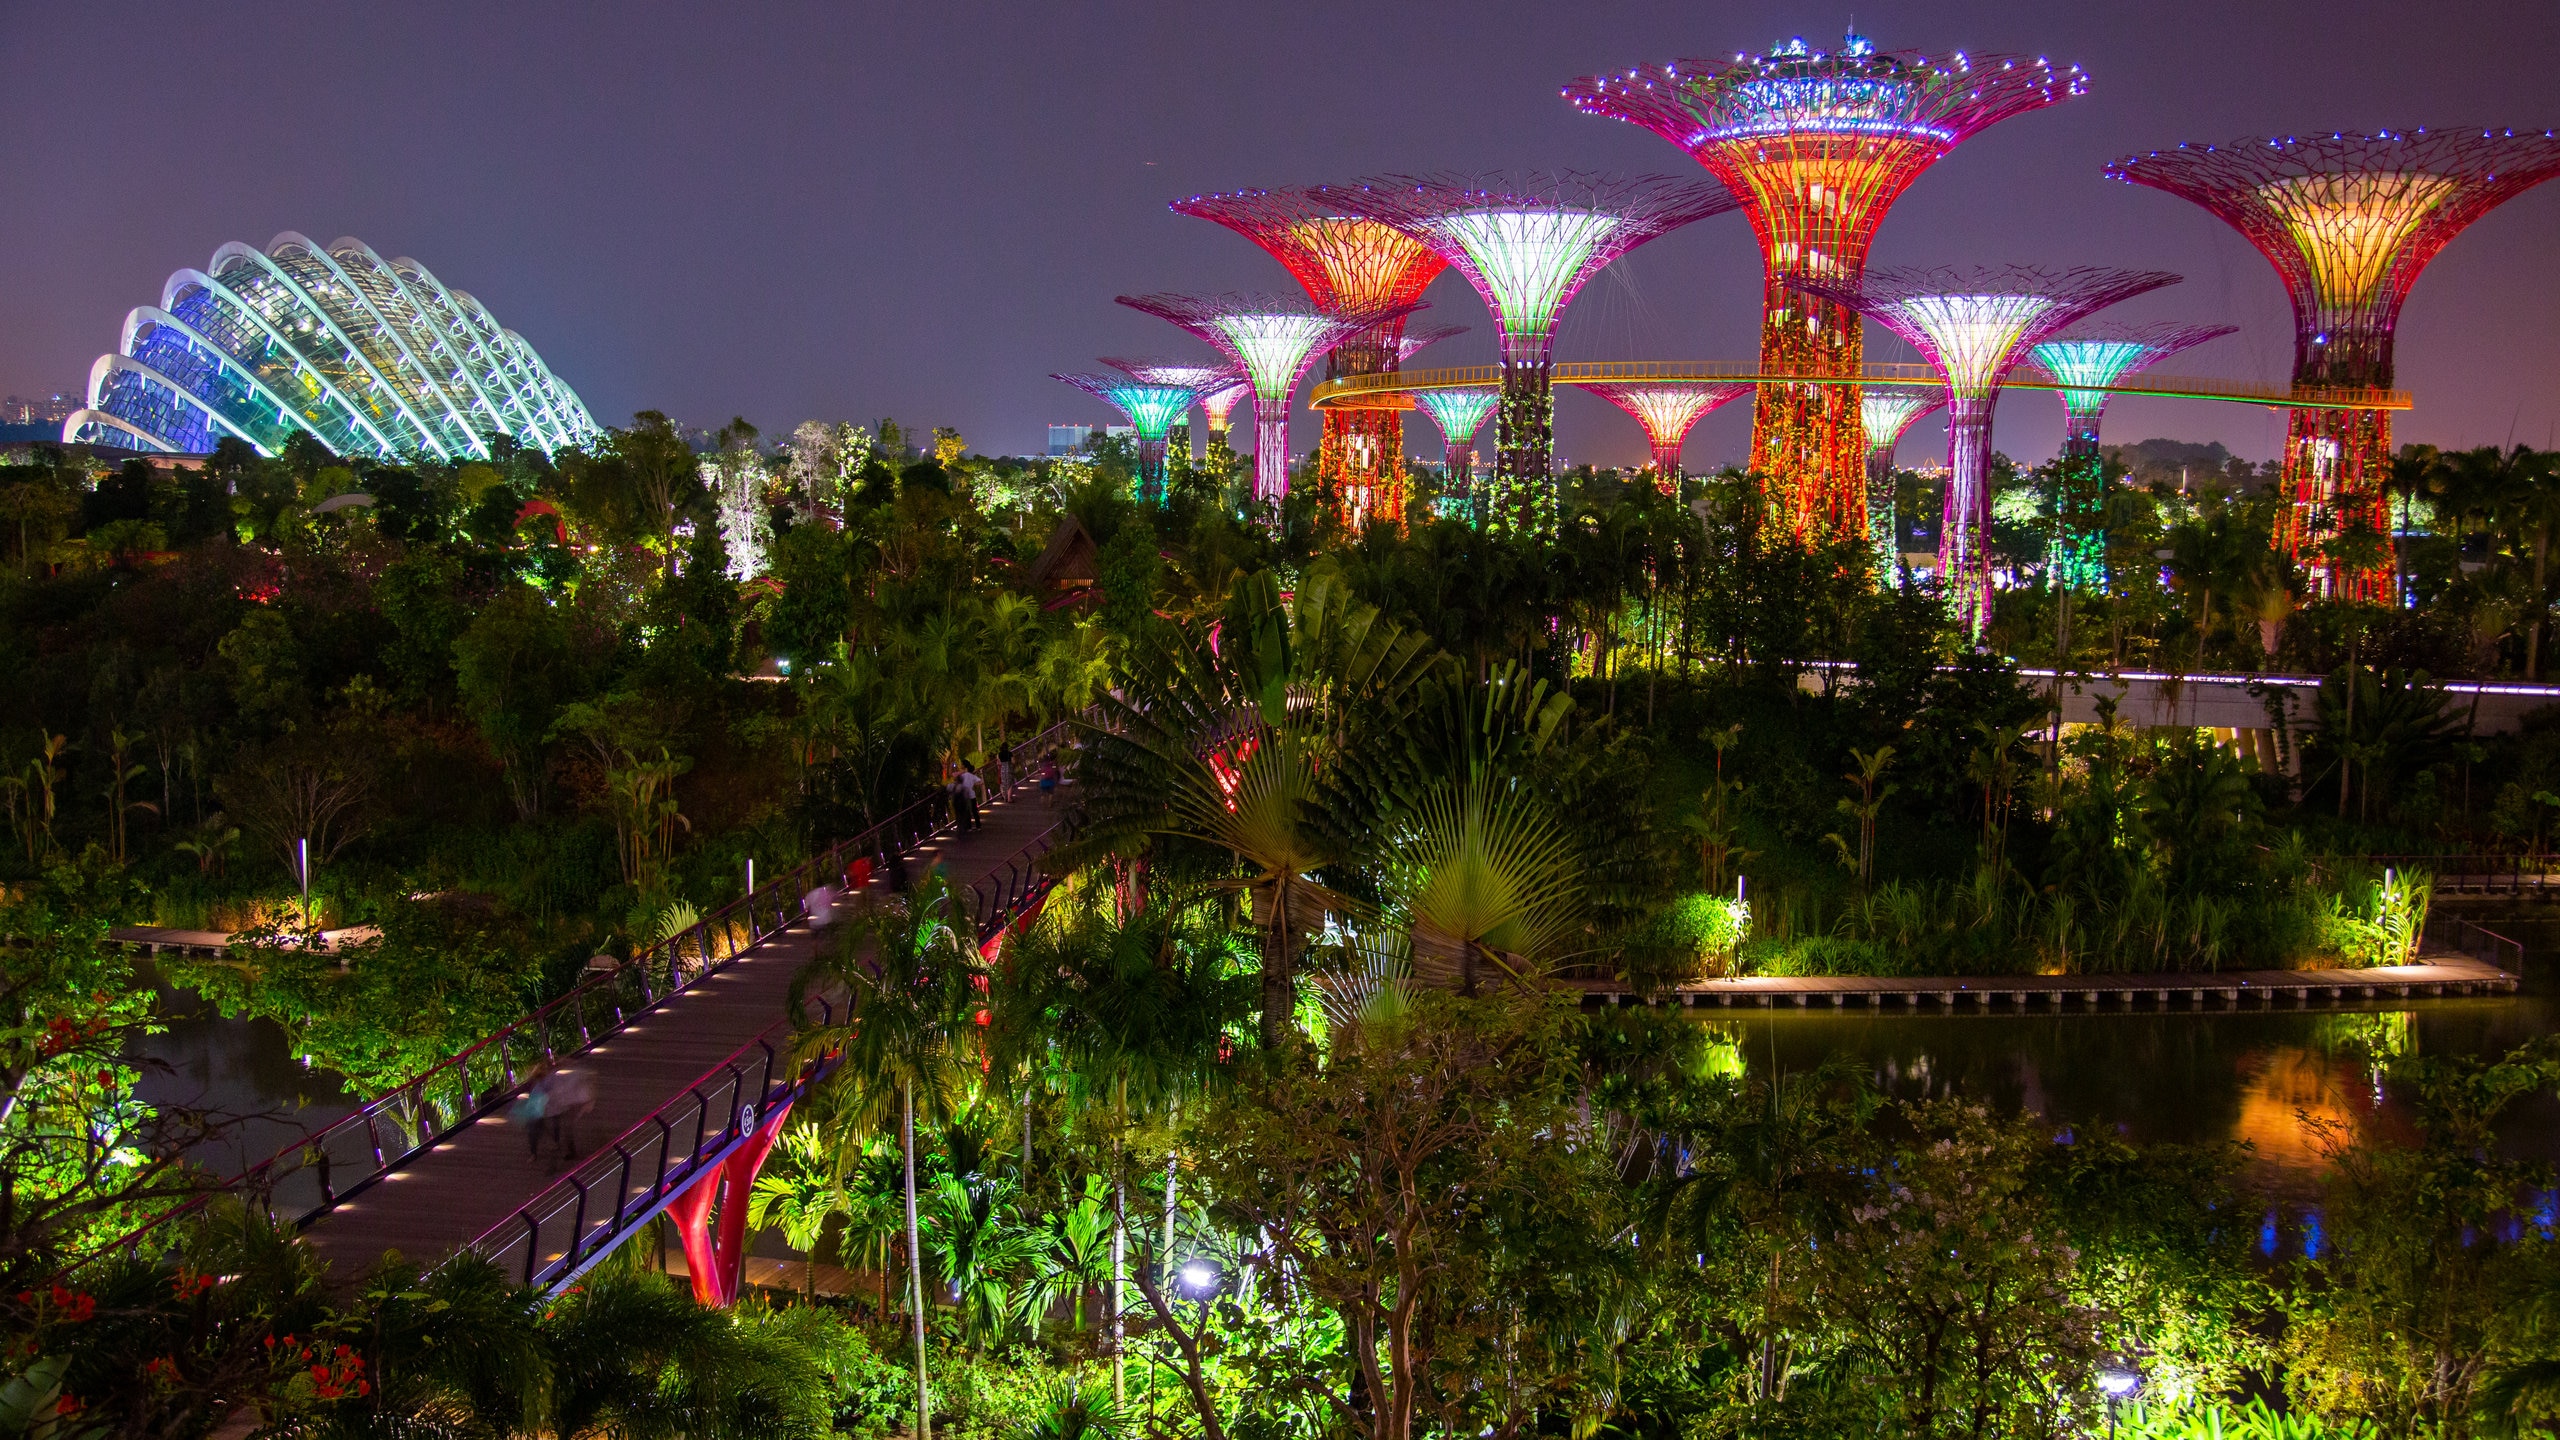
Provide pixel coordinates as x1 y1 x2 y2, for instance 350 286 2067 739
64 231 598 460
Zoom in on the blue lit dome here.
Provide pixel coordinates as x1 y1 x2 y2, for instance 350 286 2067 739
65 231 599 460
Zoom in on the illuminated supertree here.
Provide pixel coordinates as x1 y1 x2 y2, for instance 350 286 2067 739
1412 387 1501 525
1052 371 1203 505
1104 358 1242 480
2026 323 2233 587
1172 189 1450 528
2110 129 2560 599
1858 385 1945 582
1320 173 1736 534
1116 293 1417 509
1394 322 1469 364
1577 381 1753 492
1565 32 2087 544
1792 265 2179 635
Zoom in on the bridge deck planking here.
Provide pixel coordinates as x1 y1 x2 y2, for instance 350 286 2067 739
299 783 1071 1278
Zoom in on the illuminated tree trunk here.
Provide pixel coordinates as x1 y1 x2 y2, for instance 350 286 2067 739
1490 353 1554 536
1941 395 1996 637
1753 282 1870 545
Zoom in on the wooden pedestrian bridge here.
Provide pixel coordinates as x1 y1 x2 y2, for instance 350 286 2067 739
102 723 1083 1306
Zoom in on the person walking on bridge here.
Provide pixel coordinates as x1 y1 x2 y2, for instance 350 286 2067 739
546 1065 596 1171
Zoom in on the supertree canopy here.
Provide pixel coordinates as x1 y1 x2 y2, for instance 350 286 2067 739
1793 265 2179 635
2027 323 2233 588
1116 293 1417 509
1319 173 1736 534
66 230 598 459
1053 371 1203 505
1104 358 1244 475
1564 33 2086 545
1395 323 1469 364
1577 382 1753 492
1172 188 1451 529
1413 387 1501 525
2110 129 2560 600
1858 385 1946 583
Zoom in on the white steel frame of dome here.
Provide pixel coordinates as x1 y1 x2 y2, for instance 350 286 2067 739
67 231 598 461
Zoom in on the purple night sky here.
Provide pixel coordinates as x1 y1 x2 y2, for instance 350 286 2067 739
4 1 2554 473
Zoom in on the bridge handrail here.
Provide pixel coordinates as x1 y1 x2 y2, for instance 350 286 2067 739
2425 913 2528 975
1309 360 2413 412
84 716 1081 1266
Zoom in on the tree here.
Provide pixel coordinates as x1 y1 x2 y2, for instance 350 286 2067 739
452 584 584 820
789 873 986 1440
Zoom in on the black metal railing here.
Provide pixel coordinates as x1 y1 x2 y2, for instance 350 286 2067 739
2427 913 2529 975
87 717 1083 1266
2361 853 2560 896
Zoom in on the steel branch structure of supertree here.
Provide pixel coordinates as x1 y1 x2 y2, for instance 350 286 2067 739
1858 385 1945 583
1103 358 1244 478
1792 265 2180 635
1171 189 1451 529
2026 322 2233 587
1413 387 1501 525
2110 129 2560 601
1116 293 1417 510
1578 382 1754 492
1395 322 1470 365
1053 371 1204 505
1565 32 2087 546
1319 173 1736 534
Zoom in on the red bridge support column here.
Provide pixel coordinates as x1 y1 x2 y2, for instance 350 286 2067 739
665 1099 793 1307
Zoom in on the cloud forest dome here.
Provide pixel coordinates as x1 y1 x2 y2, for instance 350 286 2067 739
65 232 597 460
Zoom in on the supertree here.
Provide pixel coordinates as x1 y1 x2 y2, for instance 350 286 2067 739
1116 293 1418 509
1792 265 2180 635
1172 189 1450 528
2110 129 2560 600
1052 371 1203 505
2026 323 2233 587
1319 172 1737 534
1411 387 1501 525
1858 385 1945 582
1564 32 2087 544
1395 322 1469 364
1104 357 1243 479
1577 381 1754 493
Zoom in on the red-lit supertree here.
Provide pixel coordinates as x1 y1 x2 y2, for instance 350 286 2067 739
1318 173 1736 534
1564 32 2087 545
2110 129 2560 600
1116 293 1420 511
1791 265 2179 635
1577 381 1753 492
1172 189 1450 529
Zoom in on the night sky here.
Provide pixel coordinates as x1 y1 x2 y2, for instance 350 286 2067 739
5 1 2555 472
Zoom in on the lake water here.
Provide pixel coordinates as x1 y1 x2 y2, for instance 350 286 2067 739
134 968 358 1179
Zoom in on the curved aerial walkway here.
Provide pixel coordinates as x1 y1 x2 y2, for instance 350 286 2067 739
1310 360 2412 413
105 725 1082 1302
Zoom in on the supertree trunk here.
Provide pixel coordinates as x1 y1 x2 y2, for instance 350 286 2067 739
1864 446 1900 586
1490 353 1554 535
1754 282 1870 541
2282 406 2395 603
1940 395 1996 635
1252 404 1292 507
1137 437 1170 507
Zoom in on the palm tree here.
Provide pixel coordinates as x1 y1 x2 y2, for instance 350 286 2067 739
1013 1175 1117 1337
789 871 986 1440
923 1167 1037 1344
1069 570 1438 1051
746 1122 848 1301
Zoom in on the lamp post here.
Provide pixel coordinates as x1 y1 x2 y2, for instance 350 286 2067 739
2097 1362 2141 1438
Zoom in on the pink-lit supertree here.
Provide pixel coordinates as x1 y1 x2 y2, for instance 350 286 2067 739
1052 371 1205 505
1791 266 2179 634
1171 188 1449 528
1318 173 1737 533
2110 129 2560 599
1858 385 1945 581
1565 32 2087 544
1116 293 1419 509
1393 322 1469 365
1412 387 1500 525
1576 382 1754 492
1103 357 1245 476
2026 322 2234 587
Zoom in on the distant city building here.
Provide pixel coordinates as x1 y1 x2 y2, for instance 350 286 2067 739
1048 424 1094 456
3 393 80 425
64 231 598 461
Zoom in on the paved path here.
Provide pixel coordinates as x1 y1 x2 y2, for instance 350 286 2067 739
298 785 1072 1278
1574 954 2519 1011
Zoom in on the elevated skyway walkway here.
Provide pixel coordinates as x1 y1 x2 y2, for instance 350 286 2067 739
1311 360 2412 413
101 724 1084 1301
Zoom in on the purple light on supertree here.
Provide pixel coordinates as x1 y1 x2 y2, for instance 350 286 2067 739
1576 382 1754 491
1791 265 2179 634
1116 293 1418 508
1316 172 1737 532
1053 371 1204 505
1859 385 1945 582
2109 129 2560 600
1393 323 1469 365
